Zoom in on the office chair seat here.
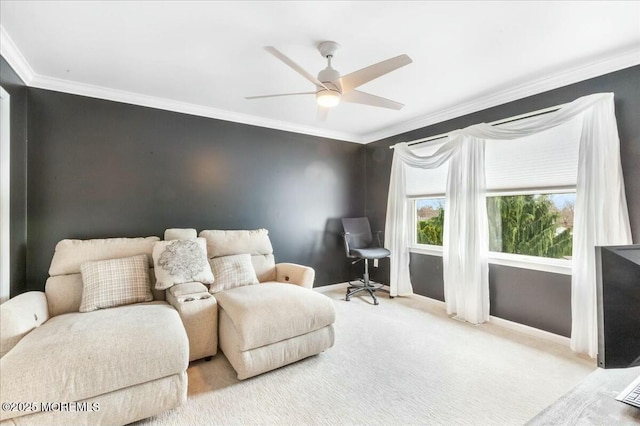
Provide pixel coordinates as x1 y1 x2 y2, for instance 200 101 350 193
349 247 390 259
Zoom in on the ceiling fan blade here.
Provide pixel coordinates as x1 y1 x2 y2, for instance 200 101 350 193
317 106 329 122
245 92 315 100
341 90 404 110
264 46 328 90
341 54 412 92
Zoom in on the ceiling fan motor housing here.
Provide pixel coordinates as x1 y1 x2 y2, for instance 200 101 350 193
317 67 342 93
316 61 342 107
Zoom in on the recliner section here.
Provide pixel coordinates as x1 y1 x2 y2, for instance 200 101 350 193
160 228 335 380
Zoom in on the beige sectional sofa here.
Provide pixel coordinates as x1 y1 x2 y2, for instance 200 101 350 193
0 229 335 425
0 237 189 426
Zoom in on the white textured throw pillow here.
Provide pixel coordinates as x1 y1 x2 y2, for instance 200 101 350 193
79 254 153 312
208 253 259 294
153 238 214 290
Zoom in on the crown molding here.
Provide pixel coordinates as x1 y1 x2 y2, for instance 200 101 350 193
0 26 35 84
359 46 640 143
1 21 637 145
27 74 361 143
0 24 361 143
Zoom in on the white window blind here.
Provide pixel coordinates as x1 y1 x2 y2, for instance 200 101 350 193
405 112 583 196
485 113 583 191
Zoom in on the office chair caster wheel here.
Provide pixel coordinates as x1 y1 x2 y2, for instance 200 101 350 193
374 300 379 305
345 297 350 302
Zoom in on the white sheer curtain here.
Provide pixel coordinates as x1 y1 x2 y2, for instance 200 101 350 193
443 136 489 324
385 93 632 353
385 139 459 298
385 135 488 323
570 98 632 357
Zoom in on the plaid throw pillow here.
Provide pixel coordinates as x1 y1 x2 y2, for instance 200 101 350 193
79 254 153 312
208 254 259 294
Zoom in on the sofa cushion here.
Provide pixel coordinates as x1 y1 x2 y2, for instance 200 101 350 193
0 302 188 422
164 228 197 241
251 254 277 283
199 229 277 282
49 236 160 276
215 283 335 351
152 238 214 290
208 254 259 293
79 254 153 312
199 229 273 257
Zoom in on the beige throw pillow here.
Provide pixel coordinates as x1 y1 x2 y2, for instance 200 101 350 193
79 254 153 312
208 254 259 294
153 238 214 290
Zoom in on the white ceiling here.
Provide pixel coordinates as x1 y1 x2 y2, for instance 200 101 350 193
1 1 639 143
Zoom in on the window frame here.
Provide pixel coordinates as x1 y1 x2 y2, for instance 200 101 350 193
410 187 575 275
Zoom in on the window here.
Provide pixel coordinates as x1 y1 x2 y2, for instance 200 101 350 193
414 191 575 260
487 192 574 259
408 113 582 273
416 197 445 245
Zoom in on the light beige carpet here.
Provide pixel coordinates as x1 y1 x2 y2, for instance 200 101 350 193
135 286 595 426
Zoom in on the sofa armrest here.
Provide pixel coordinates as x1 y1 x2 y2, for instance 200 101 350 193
166 282 209 299
0 291 50 357
165 282 218 362
275 263 315 289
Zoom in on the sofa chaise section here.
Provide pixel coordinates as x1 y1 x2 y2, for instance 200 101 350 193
0 237 189 425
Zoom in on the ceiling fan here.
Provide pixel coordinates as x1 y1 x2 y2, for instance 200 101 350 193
246 41 412 121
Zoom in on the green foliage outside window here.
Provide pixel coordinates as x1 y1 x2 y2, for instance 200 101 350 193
416 193 574 259
487 194 573 259
417 207 444 246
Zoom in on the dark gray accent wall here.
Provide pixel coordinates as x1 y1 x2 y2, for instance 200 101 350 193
25 88 364 290
0 57 28 297
409 252 444 300
409 252 572 336
489 265 571 336
366 66 640 337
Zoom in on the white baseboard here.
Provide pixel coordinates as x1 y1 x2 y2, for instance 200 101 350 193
318 283 571 347
409 293 571 347
487 315 571 347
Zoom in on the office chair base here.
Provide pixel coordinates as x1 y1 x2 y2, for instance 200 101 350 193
345 280 385 305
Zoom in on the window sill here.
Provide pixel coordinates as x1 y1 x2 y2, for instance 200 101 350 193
410 245 444 257
409 246 572 275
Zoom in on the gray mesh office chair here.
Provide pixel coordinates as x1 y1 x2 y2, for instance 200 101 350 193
342 217 391 305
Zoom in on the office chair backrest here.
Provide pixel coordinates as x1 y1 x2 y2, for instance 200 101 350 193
341 217 373 250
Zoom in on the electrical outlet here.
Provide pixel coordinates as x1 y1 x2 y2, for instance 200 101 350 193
373 259 379 268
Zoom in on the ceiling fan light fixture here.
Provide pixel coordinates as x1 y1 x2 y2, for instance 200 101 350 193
249 43 412 117
316 90 341 108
